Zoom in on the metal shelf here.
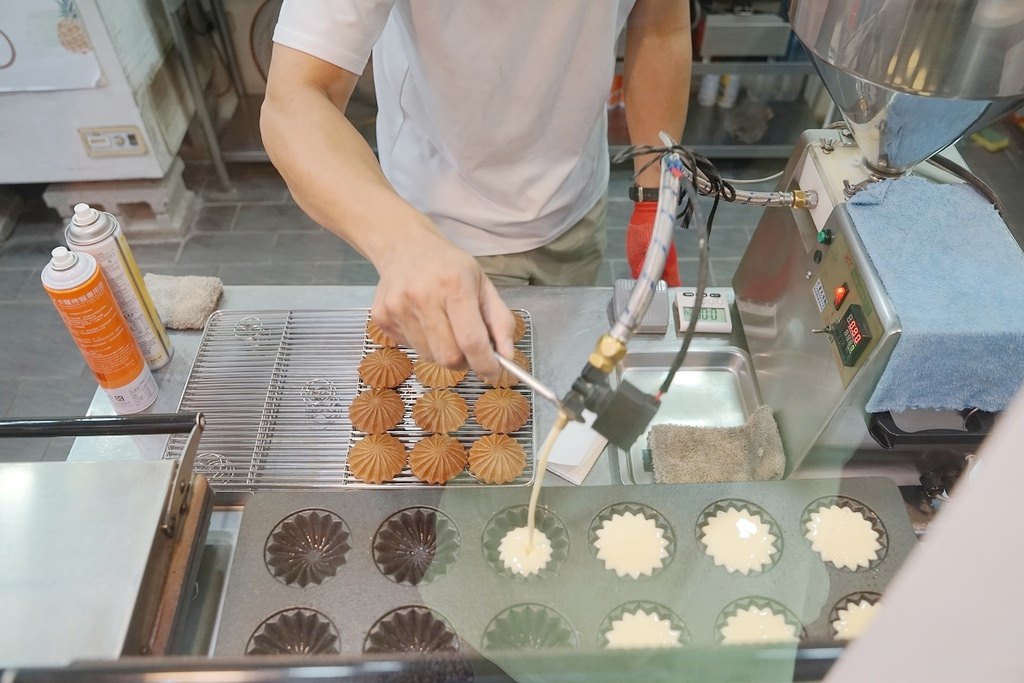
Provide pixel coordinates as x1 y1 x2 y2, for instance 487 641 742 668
609 96 824 159
217 95 377 163
692 60 816 76
221 86 822 165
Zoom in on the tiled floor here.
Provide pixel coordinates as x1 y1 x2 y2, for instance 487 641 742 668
1 120 1020 463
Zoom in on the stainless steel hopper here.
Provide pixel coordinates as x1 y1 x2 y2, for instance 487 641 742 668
791 0 1024 175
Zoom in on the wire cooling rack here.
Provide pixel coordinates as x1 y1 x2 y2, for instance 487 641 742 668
164 309 536 499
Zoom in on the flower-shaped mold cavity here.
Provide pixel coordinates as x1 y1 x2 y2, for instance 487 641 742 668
373 507 461 586
695 499 782 576
246 608 340 655
588 503 675 580
715 597 803 646
801 495 888 571
363 606 459 654
829 591 882 641
264 508 351 587
599 601 689 650
482 505 569 580
482 603 577 651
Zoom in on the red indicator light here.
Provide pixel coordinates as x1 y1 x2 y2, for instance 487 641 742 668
833 284 849 309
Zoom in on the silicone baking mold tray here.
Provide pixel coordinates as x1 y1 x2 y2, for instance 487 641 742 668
215 477 915 655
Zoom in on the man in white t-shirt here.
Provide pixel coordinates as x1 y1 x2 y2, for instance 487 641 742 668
262 1 690 380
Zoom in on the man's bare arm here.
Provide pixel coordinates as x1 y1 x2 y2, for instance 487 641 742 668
623 0 692 188
260 44 514 375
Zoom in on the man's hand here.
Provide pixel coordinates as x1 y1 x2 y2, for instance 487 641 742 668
261 46 515 380
371 228 516 382
626 200 682 286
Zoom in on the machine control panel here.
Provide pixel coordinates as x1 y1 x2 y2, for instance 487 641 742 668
810 227 883 387
834 304 872 367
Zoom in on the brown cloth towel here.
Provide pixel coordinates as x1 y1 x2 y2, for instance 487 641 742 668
649 405 785 483
143 273 223 330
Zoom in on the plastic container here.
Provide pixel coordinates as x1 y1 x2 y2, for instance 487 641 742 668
41 247 159 414
697 74 721 107
717 74 742 108
65 203 172 370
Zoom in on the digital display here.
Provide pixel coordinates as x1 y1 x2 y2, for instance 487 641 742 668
847 316 862 345
836 304 872 367
683 307 725 322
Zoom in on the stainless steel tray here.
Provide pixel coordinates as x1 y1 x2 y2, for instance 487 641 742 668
164 309 536 501
612 346 763 484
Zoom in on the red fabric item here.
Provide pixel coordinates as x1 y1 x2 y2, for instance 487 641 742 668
626 201 682 286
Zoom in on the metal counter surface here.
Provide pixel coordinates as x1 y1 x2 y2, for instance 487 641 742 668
68 284 741 488
0 459 176 666
62 284 686 657
68 284 921 484
60 284 929 660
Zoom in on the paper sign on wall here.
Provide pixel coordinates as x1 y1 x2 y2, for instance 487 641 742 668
0 1 102 92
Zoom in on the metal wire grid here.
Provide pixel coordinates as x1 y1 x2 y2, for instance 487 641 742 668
165 309 536 496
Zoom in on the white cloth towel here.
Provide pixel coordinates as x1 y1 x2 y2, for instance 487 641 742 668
143 273 223 330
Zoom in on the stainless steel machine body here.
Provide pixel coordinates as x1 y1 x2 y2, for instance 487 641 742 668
0 461 177 667
734 131 904 471
792 0 1024 174
734 0 1024 472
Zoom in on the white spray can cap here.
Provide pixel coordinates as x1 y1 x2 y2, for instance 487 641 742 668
49 246 78 270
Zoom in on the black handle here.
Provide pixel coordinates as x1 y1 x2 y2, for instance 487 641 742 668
867 410 993 449
0 412 201 438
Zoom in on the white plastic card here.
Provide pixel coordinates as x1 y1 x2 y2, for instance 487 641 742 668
546 410 608 486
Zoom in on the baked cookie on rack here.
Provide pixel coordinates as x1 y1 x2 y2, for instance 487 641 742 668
409 434 468 484
469 434 526 484
412 389 469 433
348 433 407 484
359 347 412 388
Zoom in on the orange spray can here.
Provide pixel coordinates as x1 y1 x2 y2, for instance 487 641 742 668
41 247 159 414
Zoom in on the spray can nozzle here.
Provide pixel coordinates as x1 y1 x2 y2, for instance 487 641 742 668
49 246 78 270
72 203 100 226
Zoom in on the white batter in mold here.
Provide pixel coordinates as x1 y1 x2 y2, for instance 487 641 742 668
832 599 881 640
604 609 682 649
593 511 669 579
720 606 799 645
498 526 553 577
804 504 881 570
700 506 778 575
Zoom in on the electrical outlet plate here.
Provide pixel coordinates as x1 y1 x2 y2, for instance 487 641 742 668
79 126 148 157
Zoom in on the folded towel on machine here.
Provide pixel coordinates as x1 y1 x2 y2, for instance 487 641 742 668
847 175 1024 413
143 273 223 330
649 405 785 484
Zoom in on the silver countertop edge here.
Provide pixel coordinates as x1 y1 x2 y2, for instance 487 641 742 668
69 284 700 488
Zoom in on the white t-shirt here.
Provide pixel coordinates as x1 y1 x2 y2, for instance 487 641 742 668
274 1 635 256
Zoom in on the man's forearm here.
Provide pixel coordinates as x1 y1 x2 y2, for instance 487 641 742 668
623 0 692 189
260 56 438 270
259 46 515 376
